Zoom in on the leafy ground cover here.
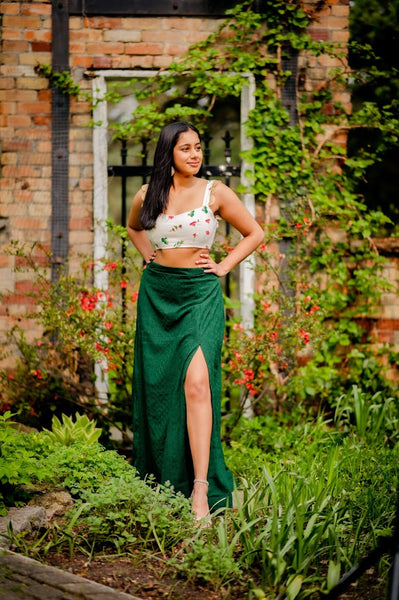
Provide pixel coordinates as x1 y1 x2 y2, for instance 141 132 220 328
2 393 398 600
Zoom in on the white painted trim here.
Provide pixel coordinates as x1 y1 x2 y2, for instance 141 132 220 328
92 75 109 404
92 75 109 291
239 73 256 332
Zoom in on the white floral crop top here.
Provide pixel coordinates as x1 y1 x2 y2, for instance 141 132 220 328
147 180 219 250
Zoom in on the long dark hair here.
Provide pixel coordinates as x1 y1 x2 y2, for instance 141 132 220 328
139 122 202 229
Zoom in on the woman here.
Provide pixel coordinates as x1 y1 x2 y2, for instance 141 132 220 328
127 122 263 521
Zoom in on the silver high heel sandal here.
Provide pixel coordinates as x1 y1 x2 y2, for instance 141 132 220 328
192 479 212 527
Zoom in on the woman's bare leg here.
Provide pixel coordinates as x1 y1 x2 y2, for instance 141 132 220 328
185 347 212 519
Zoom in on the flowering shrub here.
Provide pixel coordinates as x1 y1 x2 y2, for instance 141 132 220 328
0 232 142 441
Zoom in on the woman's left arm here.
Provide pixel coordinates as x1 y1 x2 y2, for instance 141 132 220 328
196 183 264 277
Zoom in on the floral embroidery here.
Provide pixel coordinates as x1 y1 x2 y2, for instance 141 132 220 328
148 181 218 249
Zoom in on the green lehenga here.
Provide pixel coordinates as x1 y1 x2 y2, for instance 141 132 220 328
132 261 233 510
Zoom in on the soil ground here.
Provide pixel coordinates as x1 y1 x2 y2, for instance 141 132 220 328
45 551 389 599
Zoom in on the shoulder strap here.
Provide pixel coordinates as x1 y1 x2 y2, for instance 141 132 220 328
209 180 219 207
140 183 149 206
203 180 214 207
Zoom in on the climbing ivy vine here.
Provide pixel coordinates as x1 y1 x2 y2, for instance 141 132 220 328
36 0 398 414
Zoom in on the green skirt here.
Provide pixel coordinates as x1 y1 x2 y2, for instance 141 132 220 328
132 262 233 510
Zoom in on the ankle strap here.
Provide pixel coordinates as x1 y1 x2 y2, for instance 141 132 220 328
194 478 209 487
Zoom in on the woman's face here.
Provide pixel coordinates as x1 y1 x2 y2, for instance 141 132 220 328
172 130 202 176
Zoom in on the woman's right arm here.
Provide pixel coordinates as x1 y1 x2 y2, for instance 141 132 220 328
127 188 156 265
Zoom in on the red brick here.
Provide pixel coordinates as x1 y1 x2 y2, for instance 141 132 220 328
78 179 93 191
83 16 122 29
123 17 159 30
69 41 86 54
18 52 51 66
31 40 51 52
69 16 83 29
13 190 33 202
72 56 93 68
20 152 50 166
1 3 20 14
331 5 350 16
2 15 41 28
24 29 52 42
2 139 31 151
326 17 348 28
377 319 399 331
376 331 394 344
125 42 163 55
1 293 37 306
70 217 92 230
3 40 29 52
0 178 16 189
309 29 330 41
16 77 49 90
91 56 112 69
331 30 349 43
111 55 133 69
165 43 188 56
15 280 39 295
0 78 15 89
165 17 201 30
128 56 154 69
33 115 51 126
7 115 32 127
1 28 22 40
13 218 46 230
8 90 36 102
86 42 124 55
1 53 19 65
21 2 51 16
37 89 51 101
0 152 17 165
36 140 51 153
2 166 41 178
70 29 103 42
18 102 51 114
0 102 17 115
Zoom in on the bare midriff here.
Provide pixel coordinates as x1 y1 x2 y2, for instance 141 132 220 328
153 247 209 268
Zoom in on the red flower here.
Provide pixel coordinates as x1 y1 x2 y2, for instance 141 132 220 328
104 261 117 271
299 329 310 344
310 305 320 314
32 369 42 379
79 291 99 311
120 280 127 289
131 291 139 302
243 368 255 379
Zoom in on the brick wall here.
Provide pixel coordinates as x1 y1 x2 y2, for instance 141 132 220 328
0 0 398 368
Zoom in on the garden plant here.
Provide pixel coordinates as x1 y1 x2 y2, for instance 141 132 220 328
1 1 399 598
